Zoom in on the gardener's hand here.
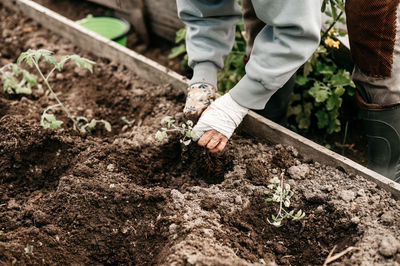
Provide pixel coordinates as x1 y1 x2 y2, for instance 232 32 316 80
192 93 249 153
184 81 217 120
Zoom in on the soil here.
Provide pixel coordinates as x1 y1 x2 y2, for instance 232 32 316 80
1 3 400 266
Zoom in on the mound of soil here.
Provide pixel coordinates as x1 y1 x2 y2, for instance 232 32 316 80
1 4 400 265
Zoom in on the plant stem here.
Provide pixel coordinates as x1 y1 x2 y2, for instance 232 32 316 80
46 66 58 81
277 172 285 218
32 60 75 123
321 11 344 42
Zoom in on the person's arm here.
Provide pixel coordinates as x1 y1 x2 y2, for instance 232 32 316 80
193 0 321 152
230 0 321 110
176 0 242 119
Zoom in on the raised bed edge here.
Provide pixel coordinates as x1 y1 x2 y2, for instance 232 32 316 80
2 0 400 199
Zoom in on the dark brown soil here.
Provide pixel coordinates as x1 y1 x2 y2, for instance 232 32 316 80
1 4 400 266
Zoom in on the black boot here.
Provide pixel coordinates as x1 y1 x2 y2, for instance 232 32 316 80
357 93 400 182
253 74 295 125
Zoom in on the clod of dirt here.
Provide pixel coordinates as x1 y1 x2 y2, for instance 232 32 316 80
379 235 400 257
287 164 310 179
270 147 296 169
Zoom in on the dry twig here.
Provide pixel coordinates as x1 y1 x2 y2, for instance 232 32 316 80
323 245 360 266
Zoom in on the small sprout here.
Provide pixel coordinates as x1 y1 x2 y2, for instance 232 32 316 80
75 117 112 133
41 105 63 130
41 113 64 130
156 116 195 145
24 245 33 254
121 116 135 125
266 171 305 227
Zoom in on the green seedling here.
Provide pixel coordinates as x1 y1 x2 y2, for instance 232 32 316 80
266 171 305 227
0 63 40 94
121 116 135 125
24 245 33 254
1 49 111 133
155 116 195 145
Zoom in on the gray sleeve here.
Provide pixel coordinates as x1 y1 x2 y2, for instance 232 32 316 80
230 0 321 109
176 0 242 86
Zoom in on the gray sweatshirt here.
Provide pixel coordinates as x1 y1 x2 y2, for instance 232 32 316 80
177 0 321 109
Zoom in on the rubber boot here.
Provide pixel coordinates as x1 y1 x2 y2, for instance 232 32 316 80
357 92 400 182
253 74 295 125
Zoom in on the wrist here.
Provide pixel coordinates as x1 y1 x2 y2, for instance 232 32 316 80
190 62 219 88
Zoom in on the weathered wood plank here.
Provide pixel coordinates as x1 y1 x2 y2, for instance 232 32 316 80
144 0 183 41
2 0 400 199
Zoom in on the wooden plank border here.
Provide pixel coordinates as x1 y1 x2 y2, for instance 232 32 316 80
2 0 400 198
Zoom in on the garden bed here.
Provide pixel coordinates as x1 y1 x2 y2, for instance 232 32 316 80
1 3 400 265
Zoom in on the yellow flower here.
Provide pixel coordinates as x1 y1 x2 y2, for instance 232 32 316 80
324 37 340 49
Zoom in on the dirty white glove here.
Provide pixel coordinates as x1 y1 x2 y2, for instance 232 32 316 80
184 81 217 120
192 93 249 141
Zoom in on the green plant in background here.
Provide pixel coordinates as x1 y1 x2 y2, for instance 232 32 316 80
265 171 305 227
155 116 195 145
288 45 355 134
168 27 188 71
0 49 111 132
288 0 354 134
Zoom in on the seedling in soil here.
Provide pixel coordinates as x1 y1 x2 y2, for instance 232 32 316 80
155 116 195 145
0 63 40 94
265 171 305 227
121 116 135 125
24 245 33 254
1 49 111 133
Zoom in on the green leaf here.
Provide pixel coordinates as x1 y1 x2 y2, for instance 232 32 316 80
168 44 186 59
24 245 34 254
327 116 341 134
22 70 38 87
87 119 97 129
287 104 302 117
69 55 96 73
295 75 309 86
315 109 329 129
41 113 63 129
315 61 335 75
102 120 112 132
297 114 311 130
121 116 135 125
181 139 191 146
326 94 342 111
58 55 70 70
308 82 330 103
43 54 58 67
269 176 280 184
330 70 353 87
161 116 173 125
175 27 187 43
334 85 345 97
155 130 164 141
